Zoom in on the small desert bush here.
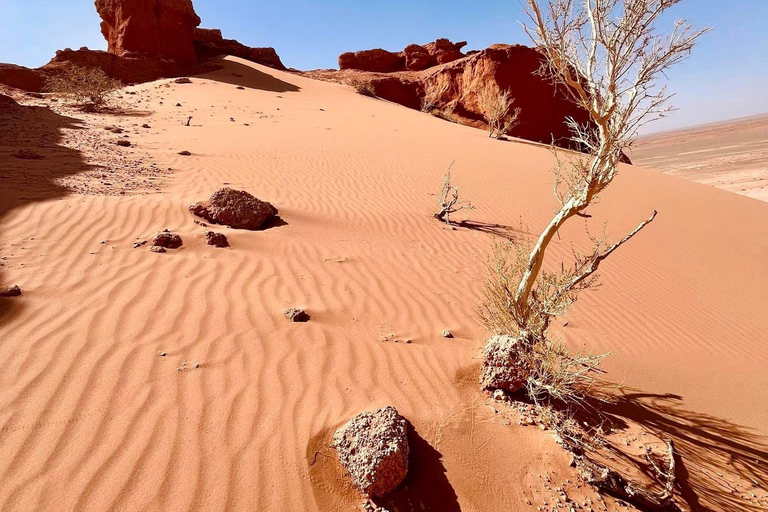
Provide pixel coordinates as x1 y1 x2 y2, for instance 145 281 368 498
45 65 122 108
434 164 474 227
478 87 521 139
480 240 608 407
355 82 376 98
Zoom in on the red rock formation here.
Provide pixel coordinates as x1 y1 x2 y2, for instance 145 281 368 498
95 0 201 64
339 39 467 73
0 64 47 92
193 28 286 70
312 43 593 148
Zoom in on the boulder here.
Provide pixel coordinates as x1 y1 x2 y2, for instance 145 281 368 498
152 231 183 249
479 335 529 394
0 285 22 297
332 406 409 497
403 44 434 72
94 0 202 64
424 38 467 64
189 188 277 231
204 231 229 248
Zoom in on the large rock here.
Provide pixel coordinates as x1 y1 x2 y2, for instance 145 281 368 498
332 406 409 497
189 188 277 231
95 0 202 64
0 64 47 92
479 335 529 394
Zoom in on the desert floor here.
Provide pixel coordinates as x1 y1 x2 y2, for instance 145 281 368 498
632 114 768 202
1 57 767 512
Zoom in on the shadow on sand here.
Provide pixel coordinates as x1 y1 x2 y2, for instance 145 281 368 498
200 57 301 93
0 93 95 327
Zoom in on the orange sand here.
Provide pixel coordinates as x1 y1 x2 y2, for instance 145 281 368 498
1 57 766 511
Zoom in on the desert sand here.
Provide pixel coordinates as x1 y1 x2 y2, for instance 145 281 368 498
1 57 767 511
632 114 768 202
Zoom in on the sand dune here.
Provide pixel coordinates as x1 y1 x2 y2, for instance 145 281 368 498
1 57 767 511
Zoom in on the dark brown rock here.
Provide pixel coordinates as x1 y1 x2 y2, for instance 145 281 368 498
339 49 405 73
189 188 277 231
193 28 286 70
284 308 309 323
205 231 229 248
332 406 409 497
0 285 22 297
152 231 183 249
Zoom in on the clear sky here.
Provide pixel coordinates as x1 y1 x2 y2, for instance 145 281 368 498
1 0 766 132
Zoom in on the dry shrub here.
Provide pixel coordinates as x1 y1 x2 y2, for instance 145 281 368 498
355 82 376 98
434 164 475 227
478 87 521 139
480 239 608 407
45 65 122 108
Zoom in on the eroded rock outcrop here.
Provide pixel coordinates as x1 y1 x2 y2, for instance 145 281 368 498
0 0 286 92
193 28 286 70
311 43 594 147
332 406 409 497
479 335 528 394
339 39 466 73
95 0 202 64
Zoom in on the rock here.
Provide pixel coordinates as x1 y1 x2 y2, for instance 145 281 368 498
284 308 310 323
178 150 192 156
332 406 409 497
142 124 151 128
479 335 529 394
95 0 202 64
133 240 147 248
150 245 166 253
152 231 183 249
205 231 229 248
174 77 192 84
189 187 277 231
0 285 22 297
442 330 453 338
0 63 47 92
116 140 131 147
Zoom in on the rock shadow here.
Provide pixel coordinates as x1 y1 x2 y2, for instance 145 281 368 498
372 421 461 512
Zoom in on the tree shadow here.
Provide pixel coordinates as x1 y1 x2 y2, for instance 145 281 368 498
372 420 461 512
198 57 301 93
453 219 526 240
0 93 95 327
600 391 768 512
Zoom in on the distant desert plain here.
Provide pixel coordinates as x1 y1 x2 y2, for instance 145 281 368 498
632 114 768 202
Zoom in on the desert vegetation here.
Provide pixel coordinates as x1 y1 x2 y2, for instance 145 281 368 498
45 64 122 109
478 87 521 139
479 0 707 505
434 164 475 227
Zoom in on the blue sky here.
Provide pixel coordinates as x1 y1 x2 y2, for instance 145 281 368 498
1 0 766 132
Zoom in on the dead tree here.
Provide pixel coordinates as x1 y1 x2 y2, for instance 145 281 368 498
498 0 709 345
478 87 522 139
434 164 475 227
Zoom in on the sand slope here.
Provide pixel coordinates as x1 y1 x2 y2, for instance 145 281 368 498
1 57 767 511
